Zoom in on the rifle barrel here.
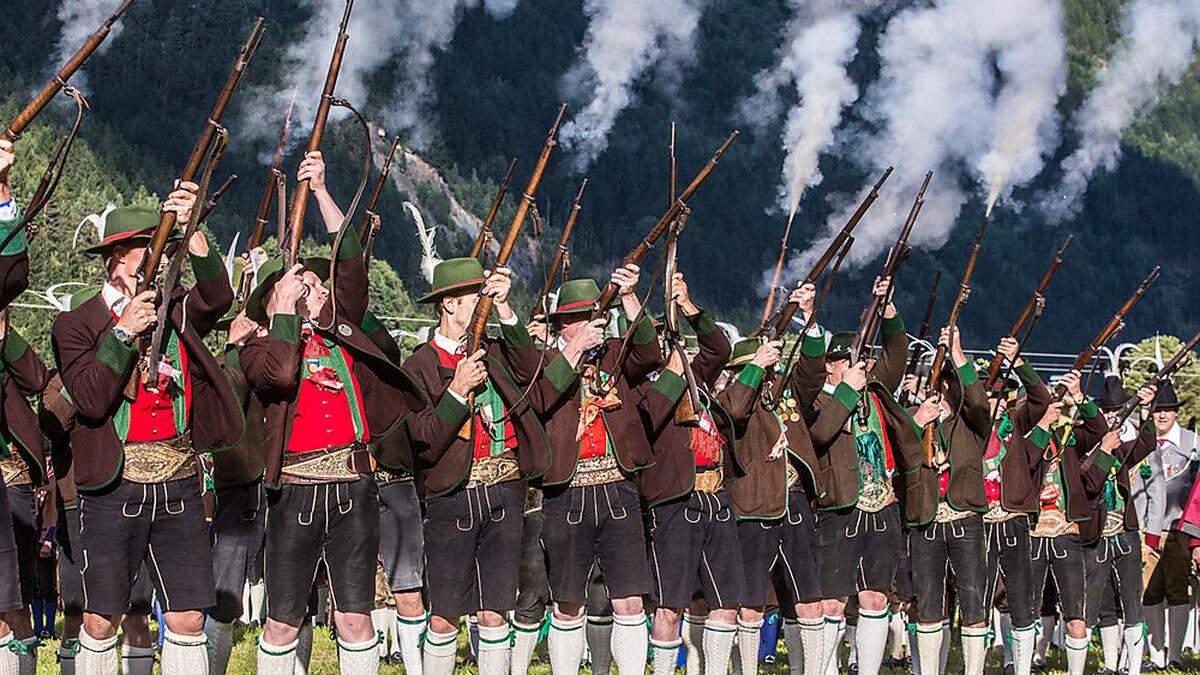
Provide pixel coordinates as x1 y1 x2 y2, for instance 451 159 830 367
532 178 588 320
470 157 518 260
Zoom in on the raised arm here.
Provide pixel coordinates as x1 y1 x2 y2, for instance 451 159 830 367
182 232 235 338
1 327 49 396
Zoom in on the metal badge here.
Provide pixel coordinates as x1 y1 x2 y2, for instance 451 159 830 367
338 324 352 337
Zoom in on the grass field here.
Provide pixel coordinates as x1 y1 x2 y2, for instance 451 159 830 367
24 623 1200 673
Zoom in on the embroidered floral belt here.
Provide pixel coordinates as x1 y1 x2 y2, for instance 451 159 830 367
282 444 373 485
856 478 896 514
0 455 31 487
374 470 414 487
983 504 1023 524
123 435 195 484
693 467 724 494
1030 508 1078 538
1102 508 1126 538
570 454 622 488
934 501 976 523
466 455 520 488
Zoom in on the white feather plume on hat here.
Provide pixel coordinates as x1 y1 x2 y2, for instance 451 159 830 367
72 203 117 250
406 201 441 284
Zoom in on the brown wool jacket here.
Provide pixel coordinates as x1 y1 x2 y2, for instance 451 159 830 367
635 311 743 508
1018 401 1109 526
1079 423 1157 545
402 320 550 498
51 249 244 491
1 329 51 485
360 309 414 476
241 236 425 490
0 251 29 313
993 363 1053 514
724 331 828 519
531 315 661 488
905 363 992 526
808 315 924 513
213 346 267 488
38 372 76 508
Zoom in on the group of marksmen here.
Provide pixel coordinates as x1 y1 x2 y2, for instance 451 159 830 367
1 131 1200 675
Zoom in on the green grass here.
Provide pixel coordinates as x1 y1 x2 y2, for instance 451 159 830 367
26 625 1200 673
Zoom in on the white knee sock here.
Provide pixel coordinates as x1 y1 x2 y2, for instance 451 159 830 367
1125 623 1145 675
0 634 16 675
121 643 155 675
294 622 314 675
1168 603 1188 664
76 629 119 675
855 610 889 675
370 609 394 659
548 614 586 673
651 638 681 675
821 617 845 675
511 621 541 675
337 635 380 675
257 638 298 675
914 624 943 675
204 617 235 675
162 629 208 675
682 613 706 675
733 618 762 675
999 613 1014 667
1099 624 1121 672
422 627 458 675
477 624 511 675
396 612 426 675
797 618 824 675
1011 622 1037 675
249 580 267 624
58 640 78 675
587 616 614 674
611 613 648 675
702 618 737 675
1064 634 1089 675
1036 615 1056 662
1145 603 1165 667
961 625 988 675
888 612 908 661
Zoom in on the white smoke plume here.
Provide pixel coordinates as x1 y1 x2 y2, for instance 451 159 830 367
740 0 881 221
1043 0 1200 220
781 0 1068 288
559 0 707 172
53 0 129 90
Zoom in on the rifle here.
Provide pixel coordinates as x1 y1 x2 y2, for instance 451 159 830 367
922 212 989 465
1113 330 1200 428
761 209 798 327
285 0 355 268
360 136 402 267
662 211 702 424
902 269 941 404
4 0 136 141
1053 267 1160 402
983 234 1074 390
470 157 518 264
588 130 740 321
530 178 587 321
249 101 296 253
755 166 894 341
465 104 567 354
849 171 931 363
196 174 238 223
123 17 265 398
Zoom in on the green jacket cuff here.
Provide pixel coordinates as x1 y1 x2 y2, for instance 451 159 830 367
1014 363 1041 388
1 330 29 364
630 315 656 346
190 246 226 281
882 315 905 335
833 382 861 412
544 353 579 393
97 331 137 376
1091 450 1118 474
1079 401 1099 419
737 364 765 390
686 310 718 336
435 391 469 427
337 224 364 260
1027 426 1051 450
957 362 979 388
500 320 532 350
0 203 26 255
360 309 383 337
653 370 688 404
801 333 826 357
269 314 302 345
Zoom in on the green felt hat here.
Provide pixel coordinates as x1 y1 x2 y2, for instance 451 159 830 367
418 257 485 304
243 256 333 325
81 206 178 256
726 338 761 370
550 279 601 319
827 331 854 361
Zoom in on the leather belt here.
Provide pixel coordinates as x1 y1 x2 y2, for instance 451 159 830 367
693 467 723 494
282 444 374 485
466 455 519 488
374 470 414 487
0 455 31 487
570 454 622 488
123 435 195 484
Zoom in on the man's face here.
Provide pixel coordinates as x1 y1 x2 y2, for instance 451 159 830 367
109 245 147 288
1103 410 1119 427
558 316 586 343
298 271 328 320
1154 409 1178 436
826 357 849 383
439 291 481 330
989 395 1008 418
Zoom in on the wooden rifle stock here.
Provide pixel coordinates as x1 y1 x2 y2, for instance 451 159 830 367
287 0 355 267
1054 266 1160 401
850 171 931 362
530 178 587 320
470 157 518 262
758 166 894 341
465 104 567 354
589 130 739 321
983 234 1074 389
4 0 136 141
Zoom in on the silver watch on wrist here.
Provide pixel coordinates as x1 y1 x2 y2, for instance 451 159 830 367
111 326 134 345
